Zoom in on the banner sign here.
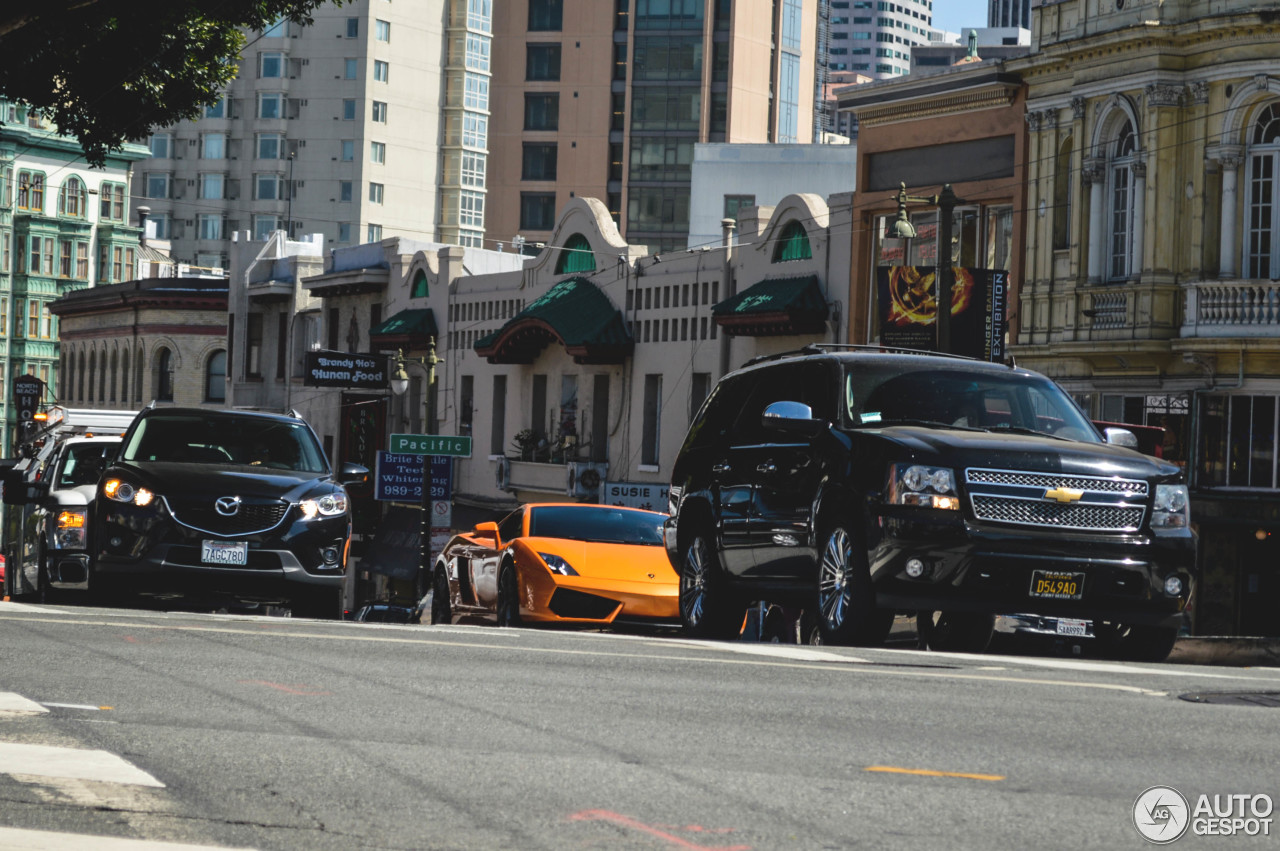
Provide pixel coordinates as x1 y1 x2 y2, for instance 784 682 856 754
876 266 1007 362
374 452 453 503
12 375 46 425
304 352 388 388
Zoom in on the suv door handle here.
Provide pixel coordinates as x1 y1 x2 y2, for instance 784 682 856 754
756 462 777 474
711 462 732 474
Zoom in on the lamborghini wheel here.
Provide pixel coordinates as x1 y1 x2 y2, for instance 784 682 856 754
497 559 522 627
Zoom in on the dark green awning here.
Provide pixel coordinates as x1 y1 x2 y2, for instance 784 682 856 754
475 277 632 364
712 274 829 336
370 308 438 348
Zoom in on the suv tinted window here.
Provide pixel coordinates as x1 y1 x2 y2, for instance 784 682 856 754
680 374 753 453
729 362 833 445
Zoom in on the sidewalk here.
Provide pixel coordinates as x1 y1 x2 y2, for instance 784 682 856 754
1168 637 1280 668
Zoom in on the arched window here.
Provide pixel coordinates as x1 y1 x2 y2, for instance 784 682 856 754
135 345 145 403
772 221 812 262
554 233 596 274
1053 136 1072 252
77 351 86 402
120 349 129 404
58 177 86 218
98 349 107 402
1107 119 1137 281
157 348 174 401
87 351 96 403
206 350 227 403
1246 102 1280 279
411 269 429 298
108 351 118 402
62 350 73 403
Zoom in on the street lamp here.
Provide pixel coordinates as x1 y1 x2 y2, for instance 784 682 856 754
888 181 966 354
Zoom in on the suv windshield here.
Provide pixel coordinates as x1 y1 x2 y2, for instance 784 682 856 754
121 414 329 472
845 365 1099 441
57 442 119 488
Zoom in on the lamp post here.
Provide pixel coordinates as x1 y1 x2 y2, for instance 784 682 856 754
887 181 966 354
390 339 443 597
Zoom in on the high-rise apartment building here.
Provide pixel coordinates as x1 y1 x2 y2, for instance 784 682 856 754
989 0 1030 29
486 0 818 253
134 1 494 265
827 0 940 78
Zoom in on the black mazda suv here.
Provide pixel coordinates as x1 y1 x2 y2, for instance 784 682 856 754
663 346 1195 661
92 407 367 617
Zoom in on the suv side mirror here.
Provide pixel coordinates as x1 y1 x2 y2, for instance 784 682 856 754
2 467 46 505
762 400 825 438
339 462 370 486
1103 427 1139 449
474 521 500 547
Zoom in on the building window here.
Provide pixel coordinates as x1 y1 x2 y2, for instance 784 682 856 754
199 173 225 200
724 194 755 221
520 192 557 230
468 0 493 30
257 133 285 159
198 214 223 240
346 17 358 37
76 242 89 278
156 347 175 401
462 113 486 147
339 181 353 202
206 350 227 402
245 315 263 378
146 172 170 200
524 93 559 130
260 51 284 78
253 215 280 240
28 300 40 337
99 182 124 220
555 233 595 274
773 220 812 261
641 374 662 466
465 34 490 72
522 144 557 181
342 99 357 120
341 140 355 161
1246 102 1280 279
374 60 389 82
344 58 359 79
1108 118 1137 281
464 73 488 110
370 141 386 164
368 223 383 241
461 152 486 187
526 44 561 80
339 223 352 242
150 133 173 159
1198 395 1278 488
200 133 226 159
372 101 388 122
1053 136 1073 252
529 0 563 30
16 171 44 212
375 19 390 41
369 182 384 204
255 174 282 200
59 241 72 277
258 92 283 119
58 176 87 217
460 191 484 228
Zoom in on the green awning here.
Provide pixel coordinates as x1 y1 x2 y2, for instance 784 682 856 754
370 308 438 348
712 274 829 337
475 277 633 364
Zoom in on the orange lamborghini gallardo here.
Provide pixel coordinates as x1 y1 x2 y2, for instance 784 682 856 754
428 503 678 628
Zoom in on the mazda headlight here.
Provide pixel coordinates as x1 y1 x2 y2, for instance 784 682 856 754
538 552 578 576
54 509 88 549
103 479 155 507
888 464 960 510
300 491 348 519
1151 484 1190 531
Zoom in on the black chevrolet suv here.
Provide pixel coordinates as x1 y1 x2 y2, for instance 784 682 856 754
663 347 1195 661
92 407 367 618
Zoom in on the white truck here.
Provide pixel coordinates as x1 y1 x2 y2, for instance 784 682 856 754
3 407 136 600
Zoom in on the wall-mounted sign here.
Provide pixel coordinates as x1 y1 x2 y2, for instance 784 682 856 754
601 481 670 512
303 352 388 388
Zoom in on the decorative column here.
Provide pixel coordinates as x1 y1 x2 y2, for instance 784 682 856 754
1131 161 1146 281
1218 152 1243 279
1084 159 1106 284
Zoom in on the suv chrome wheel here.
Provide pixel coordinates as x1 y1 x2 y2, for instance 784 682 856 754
679 532 745 639
815 523 892 646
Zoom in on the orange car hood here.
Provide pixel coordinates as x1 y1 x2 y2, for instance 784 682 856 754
522 537 676 582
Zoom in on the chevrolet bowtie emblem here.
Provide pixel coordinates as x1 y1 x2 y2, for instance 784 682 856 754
1044 487 1084 503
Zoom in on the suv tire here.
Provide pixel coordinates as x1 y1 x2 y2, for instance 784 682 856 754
678 531 747 640
1097 621 1178 662
917 610 995 653
815 523 892 646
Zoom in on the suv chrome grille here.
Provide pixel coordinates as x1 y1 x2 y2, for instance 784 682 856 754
965 468 1147 532
167 499 291 536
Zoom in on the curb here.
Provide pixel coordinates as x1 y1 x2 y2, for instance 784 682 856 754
1167 637 1280 668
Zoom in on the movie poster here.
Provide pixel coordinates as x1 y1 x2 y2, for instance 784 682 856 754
877 266 1007 362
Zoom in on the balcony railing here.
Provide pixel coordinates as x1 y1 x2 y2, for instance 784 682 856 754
1183 280 1280 337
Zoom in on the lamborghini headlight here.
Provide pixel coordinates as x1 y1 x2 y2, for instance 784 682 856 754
887 464 960 510
300 491 348 519
538 552 578 576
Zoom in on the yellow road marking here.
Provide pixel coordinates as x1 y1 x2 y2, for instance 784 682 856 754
866 765 1005 782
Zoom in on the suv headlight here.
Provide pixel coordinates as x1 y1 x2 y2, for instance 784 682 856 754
888 464 960 510
1151 484 1190 531
54 509 88 549
301 491 348 519
103 479 155 507
538 552 578 576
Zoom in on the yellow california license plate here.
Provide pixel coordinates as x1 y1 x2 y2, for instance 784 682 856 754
1029 569 1084 600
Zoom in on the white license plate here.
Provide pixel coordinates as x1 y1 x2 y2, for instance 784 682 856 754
201 540 248 566
1055 618 1090 637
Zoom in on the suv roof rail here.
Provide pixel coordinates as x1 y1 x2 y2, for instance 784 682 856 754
740 342 982 369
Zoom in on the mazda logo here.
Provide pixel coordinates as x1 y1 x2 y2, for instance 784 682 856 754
215 496 242 516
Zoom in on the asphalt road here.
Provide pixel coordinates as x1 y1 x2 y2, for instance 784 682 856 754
1 601 1277 850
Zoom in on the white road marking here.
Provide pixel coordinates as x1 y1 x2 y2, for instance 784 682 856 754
0 826 256 850
39 703 106 711
0 694 48 715
665 639 869 664
0 743 164 787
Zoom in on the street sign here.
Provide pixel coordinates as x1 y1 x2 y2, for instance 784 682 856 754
12 375 45 425
430 499 452 529
374 452 453 502
390 434 472 457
